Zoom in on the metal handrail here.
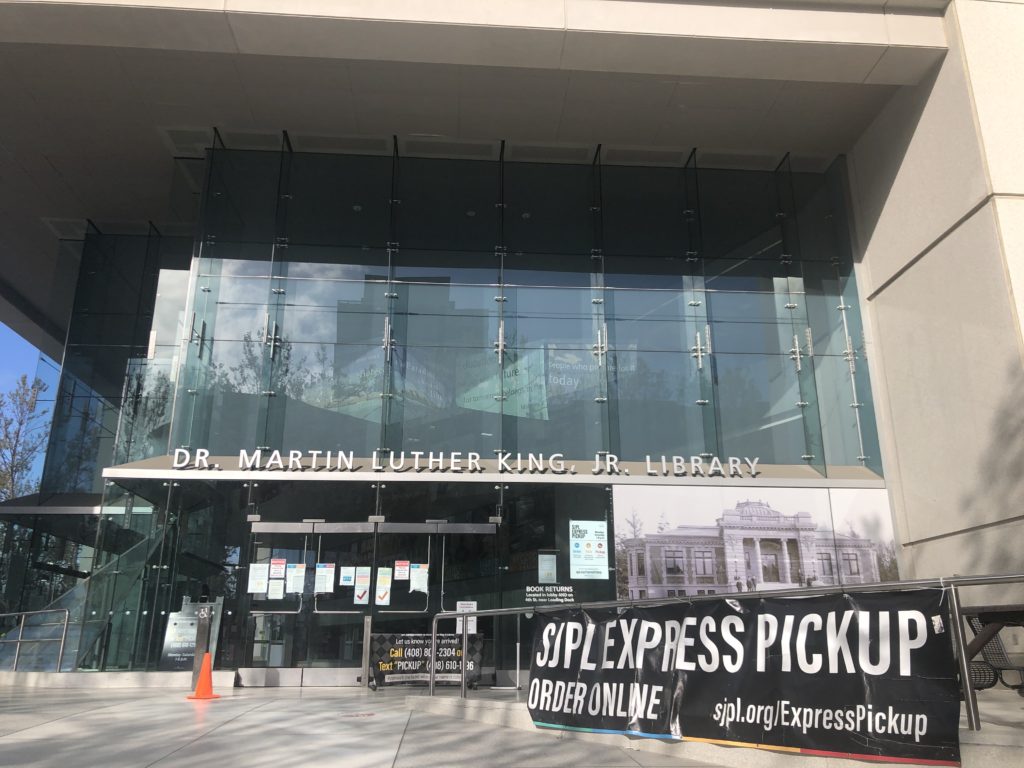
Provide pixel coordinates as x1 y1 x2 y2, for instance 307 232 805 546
0 608 71 672
426 571 1024 733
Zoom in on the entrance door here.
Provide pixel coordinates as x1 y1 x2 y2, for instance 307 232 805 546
305 522 375 685
243 519 495 686
245 521 372 685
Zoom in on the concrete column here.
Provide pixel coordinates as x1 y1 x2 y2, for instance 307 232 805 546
780 538 792 584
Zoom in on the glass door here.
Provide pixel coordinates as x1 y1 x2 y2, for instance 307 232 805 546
244 513 497 686
245 521 376 683
246 522 310 672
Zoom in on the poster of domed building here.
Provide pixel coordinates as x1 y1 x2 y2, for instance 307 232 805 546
613 486 898 601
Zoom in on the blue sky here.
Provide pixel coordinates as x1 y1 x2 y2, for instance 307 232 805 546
0 322 42 392
0 321 51 486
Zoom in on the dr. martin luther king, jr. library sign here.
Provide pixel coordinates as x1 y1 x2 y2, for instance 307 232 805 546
171 448 762 478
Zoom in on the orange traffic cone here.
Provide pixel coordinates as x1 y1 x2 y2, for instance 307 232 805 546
187 652 220 700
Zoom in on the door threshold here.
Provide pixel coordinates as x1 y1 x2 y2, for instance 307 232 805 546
237 667 362 687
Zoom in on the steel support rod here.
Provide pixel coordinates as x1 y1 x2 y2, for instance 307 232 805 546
56 609 69 672
460 616 469 699
515 612 521 690
361 614 373 689
12 614 25 671
947 584 980 730
428 614 439 696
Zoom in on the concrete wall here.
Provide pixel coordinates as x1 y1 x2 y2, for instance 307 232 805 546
846 0 1024 599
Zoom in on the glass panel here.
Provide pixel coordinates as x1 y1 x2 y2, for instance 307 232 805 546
381 250 503 455
174 245 274 452
501 286 610 460
713 353 812 466
203 150 281 245
602 165 685 258
385 345 500 455
113 357 176 465
397 157 499 253
266 343 386 457
177 340 265 455
286 152 391 248
393 282 500 348
698 169 779 261
393 249 500 286
605 288 692 352
812 355 864 470
503 252 596 287
41 348 122 494
605 286 707 459
278 245 389 281
505 162 594 256
504 285 599 349
608 350 705 459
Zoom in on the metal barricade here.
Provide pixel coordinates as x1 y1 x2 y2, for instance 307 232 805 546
427 572 1024 732
0 608 71 672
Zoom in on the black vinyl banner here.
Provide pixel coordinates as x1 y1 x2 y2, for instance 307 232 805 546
527 590 961 765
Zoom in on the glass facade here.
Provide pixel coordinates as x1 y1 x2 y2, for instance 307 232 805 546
156 147 878 474
3 144 887 679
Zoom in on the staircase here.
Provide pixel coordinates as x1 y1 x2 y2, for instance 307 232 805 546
0 530 162 672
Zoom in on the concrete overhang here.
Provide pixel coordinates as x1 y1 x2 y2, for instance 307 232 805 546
0 0 949 360
0 0 946 85
0 492 103 515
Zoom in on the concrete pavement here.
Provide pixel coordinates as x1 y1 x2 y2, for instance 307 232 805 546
0 687 714 768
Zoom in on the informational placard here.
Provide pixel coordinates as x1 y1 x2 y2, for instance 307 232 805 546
314 563 335 593
158 597 224 672
569 520 608 579
247 563 270 593
339 566 356 587
285 563 306 593
354 567 371 604
526 590 960 766
538 553 557 584
409 563 429 594
456 600 477 634
369 633 484 686
267 579 285 600
375 566 393 606
158 615 197 671
269 558 287 579
395 560 410 580
525 585 575 604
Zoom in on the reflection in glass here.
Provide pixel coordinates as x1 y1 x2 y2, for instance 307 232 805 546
47 150 882 479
